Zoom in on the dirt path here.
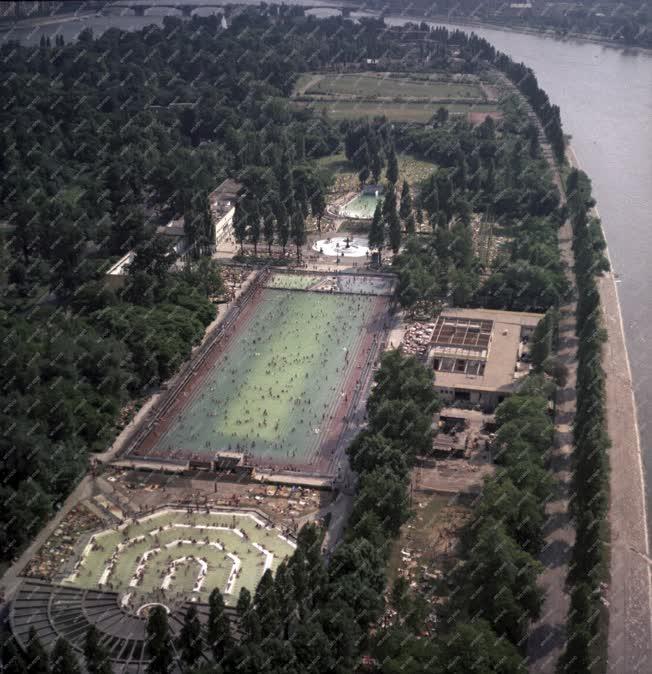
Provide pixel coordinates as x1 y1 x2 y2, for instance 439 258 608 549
527 216 577 672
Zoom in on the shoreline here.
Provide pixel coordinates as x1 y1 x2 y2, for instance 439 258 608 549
383 12 652 54
0 12 98 33
568 147 652 671
2 7 650 54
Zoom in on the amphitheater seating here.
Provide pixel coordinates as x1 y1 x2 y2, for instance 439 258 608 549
10 579 239 671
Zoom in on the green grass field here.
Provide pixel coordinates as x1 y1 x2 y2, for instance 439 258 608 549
319 153 437 190
295 72 484 99
152 289 377 464
63 509 296 607
292 71 494 123
294 100 498 123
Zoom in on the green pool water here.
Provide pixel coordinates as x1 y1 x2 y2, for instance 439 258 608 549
340 192 381 219
151 289 377 465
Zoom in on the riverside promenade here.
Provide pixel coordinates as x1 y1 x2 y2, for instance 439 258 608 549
527 218 576 672
601 267 652 672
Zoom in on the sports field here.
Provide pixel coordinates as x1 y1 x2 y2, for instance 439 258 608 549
135 287 386 470
295 100 499 123
62 509 296 608
295 72 484 99
293 71 497 123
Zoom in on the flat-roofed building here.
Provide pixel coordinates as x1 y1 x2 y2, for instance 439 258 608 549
156 215 190 257
429 307 543 411
210 178 241 247
106 179 242 287
155 179 242 254
105 250 136 290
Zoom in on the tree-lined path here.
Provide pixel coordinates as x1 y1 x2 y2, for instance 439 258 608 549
527 215 577 672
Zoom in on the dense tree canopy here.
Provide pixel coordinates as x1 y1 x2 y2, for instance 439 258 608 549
0 7 588 672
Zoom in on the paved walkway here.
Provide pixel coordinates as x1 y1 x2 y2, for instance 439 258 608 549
566 147 652 672
515 96 577 670
600 268 652 672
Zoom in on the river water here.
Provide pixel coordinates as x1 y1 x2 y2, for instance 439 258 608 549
3 6 651 515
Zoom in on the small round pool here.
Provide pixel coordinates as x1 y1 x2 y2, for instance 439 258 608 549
312 237 370 257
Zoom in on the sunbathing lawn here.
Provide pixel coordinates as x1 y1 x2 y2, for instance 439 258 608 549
63 509 296 607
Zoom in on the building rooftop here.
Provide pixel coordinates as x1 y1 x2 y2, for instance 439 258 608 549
156 216 185 239
431 314 493 351
106 250 135 277
211 178 241 201
210 178 241 220
432 308 542 394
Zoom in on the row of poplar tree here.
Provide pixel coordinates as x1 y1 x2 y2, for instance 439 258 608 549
559 168 612 671
231 147 327 261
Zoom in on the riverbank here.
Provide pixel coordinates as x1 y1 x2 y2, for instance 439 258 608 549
0 12 97 32
385 12 652 54
568 147 652 672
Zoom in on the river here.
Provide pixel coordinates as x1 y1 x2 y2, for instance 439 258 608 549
3 6 651 520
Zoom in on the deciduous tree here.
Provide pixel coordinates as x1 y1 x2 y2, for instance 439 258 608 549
207 588 233 663
145 605 174 674
177 604 203 668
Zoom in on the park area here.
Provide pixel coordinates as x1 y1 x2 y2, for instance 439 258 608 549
292 71 499 123
131 284 389 473
62 508 297 609
319 153 437 194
